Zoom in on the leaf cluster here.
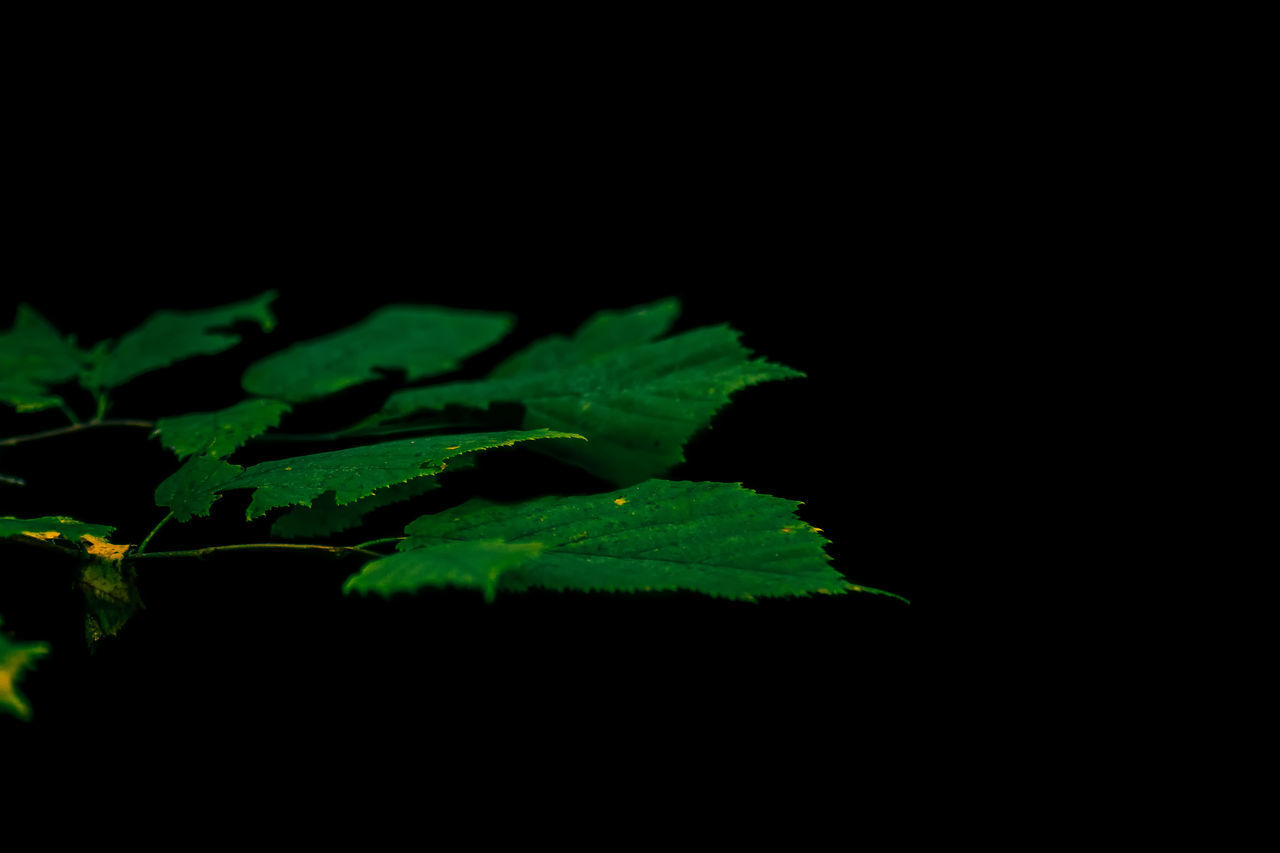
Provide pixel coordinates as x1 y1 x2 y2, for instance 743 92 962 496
0 294 901 721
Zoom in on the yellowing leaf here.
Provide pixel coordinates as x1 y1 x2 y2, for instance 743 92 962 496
81 534 130 562
0 620 49 721
0 516 116 543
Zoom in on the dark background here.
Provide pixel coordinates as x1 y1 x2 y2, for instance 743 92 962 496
0 106 953 762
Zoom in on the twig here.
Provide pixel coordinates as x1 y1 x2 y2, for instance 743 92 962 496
0 418 156 447
353 536 406 550
131 543 381 560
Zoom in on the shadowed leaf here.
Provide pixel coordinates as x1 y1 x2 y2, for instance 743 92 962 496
155 455 243 522
270 457 474 539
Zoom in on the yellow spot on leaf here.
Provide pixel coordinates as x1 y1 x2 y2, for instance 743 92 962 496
817 588 831 595
850 585 863 592
284 466 293 471
446 445 461 450
781 527 794 533
614 498 628 506
580 402 591 411
811 527 823 533
22 531 62 540
81 535 130 562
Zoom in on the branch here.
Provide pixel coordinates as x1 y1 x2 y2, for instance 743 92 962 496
131 543 382 561
0 418 156 447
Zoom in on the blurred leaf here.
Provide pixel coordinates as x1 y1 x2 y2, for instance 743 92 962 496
242 305 513 404
0 618 49 720
82 291 277 391
0 305 86 412
154 398 291 459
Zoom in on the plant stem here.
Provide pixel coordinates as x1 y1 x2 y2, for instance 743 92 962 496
0 473 25 487
353 536 406 550
131 543 382 560
0 418 156 447
135 512 174 555
94 393 109 420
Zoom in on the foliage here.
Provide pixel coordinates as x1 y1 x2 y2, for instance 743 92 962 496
0 296 899 721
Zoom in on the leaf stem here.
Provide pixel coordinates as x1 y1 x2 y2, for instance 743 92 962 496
0 418 156 447
57 401 82 425
131 543 382 560
134 512 174 555
94 393 109 420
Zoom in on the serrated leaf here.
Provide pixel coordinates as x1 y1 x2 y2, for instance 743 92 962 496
0 515 117 543
0 304 86 412
371 479 858 601
154 455 243 522
271 478 442 539
344 540 544 602
491 298 680 377
241 305 514 404
82 290 277 391
0 618 49 720
270 457 475 539
375 322 802 484
159 429 582 522
153 398 292 459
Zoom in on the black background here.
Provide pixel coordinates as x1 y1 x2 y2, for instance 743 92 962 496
0 107 952 765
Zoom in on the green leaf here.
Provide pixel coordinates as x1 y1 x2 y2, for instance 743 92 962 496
241 305 514 404
344 540 544 602
270 478 442 539
491 298 680 377
154 455 243 523
82 291 277 391
375 322 803 484
0 618 49 720
158 429 583 522
153 399 292 459
0 515 116 544
270 457 474 539
0 305 86 412
366 479 865 601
